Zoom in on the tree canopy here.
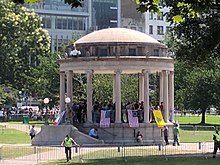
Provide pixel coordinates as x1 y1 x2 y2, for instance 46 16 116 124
0 0 51 106
136 0 220 23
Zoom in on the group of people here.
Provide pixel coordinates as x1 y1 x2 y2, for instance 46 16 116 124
135 123 180 146
29 123 220 161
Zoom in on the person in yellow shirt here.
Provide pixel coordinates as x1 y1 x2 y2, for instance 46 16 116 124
213 130 220 158
61 135 78 162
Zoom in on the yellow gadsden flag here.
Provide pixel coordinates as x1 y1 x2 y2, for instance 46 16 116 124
153 110 165 128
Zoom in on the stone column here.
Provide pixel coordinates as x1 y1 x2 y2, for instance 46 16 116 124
169 71 174 122
162 70 169 122
138 73 144 102
115 69 121 123
60 71 65 111
66 70 73 107
113 74 116 104
143 70 150 123
159 72 163 104
86 70 93 123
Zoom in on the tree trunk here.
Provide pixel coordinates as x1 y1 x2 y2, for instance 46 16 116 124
200 109 206 124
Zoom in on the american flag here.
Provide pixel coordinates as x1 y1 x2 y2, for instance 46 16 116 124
100 110 110 128
127 110 139 128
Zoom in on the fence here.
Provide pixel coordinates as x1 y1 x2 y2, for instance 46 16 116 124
0 142 215 164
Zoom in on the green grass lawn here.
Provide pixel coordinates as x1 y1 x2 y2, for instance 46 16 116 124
42 157 220 165
179 129 213 142
0 126 30 144
175 115 220 125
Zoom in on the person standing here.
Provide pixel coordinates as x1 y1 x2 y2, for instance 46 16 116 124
29 125 36 140
213 130 220 158
163 126 169 145
173 123 180 146
61 135 78 162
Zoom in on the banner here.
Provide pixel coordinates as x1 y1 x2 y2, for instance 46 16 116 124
100 110 110 128
127 110 139 128
153 110 165 128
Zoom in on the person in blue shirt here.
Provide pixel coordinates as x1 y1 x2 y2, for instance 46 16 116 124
89 128 99 139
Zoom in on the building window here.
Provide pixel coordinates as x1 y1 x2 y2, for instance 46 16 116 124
68 18 73 30
157 26 164 35
41 16 51 29
55 16 86 30
138 27 143 32
157 12 163 20
153 49 159 56
129 48 136 56
166 26 171 32
55 16 62 29
149 12 153 20
149 25 153 34
63 19 67 29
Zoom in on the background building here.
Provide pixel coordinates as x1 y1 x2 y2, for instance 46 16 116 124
26 0 171 51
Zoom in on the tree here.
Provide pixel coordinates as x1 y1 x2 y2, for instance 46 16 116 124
166 12 220 65
0 84 17 106
0 0 50 105
173 57 220 124
28 53 60 105
136 0 220 23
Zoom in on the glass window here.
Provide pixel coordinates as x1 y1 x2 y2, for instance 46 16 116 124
55 16 62 29
68 18 72 30
166 26 171 32
157 26 164 35
138 27 143 32
45 16 51 28
62 18 67 29
149 12 153 20
41 15 51 29
149 25 153 34
157 12 163 20
92 1 118 29
78 18 84 30
73 18 78 30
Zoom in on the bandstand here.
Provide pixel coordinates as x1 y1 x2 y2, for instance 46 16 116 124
57 28 174 144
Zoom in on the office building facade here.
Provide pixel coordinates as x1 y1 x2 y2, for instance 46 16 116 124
26 0 170 51
26 0 120 52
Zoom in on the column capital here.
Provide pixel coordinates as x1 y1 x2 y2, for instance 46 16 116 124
86 69 94 74
67 70 73 73
162 70 168 74
114 69 122 74
60 71 65 74
142 69 149 74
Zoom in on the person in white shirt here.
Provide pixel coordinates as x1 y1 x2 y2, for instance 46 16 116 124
29 125 37 140
70 47 81 57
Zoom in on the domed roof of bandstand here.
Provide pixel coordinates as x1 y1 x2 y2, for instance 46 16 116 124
75 28 163 45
